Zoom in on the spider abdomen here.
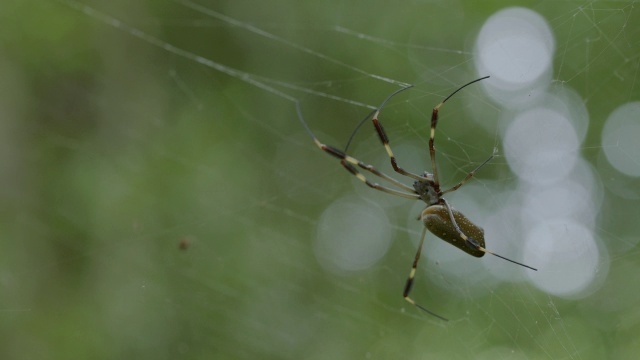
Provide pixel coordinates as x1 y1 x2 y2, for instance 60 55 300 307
420 205 486 257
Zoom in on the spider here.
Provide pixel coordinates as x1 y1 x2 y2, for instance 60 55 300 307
296 76 537 320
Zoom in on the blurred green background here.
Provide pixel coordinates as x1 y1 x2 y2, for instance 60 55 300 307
2 0 640 359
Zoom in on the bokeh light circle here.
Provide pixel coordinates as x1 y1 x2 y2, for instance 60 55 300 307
315 196 393 273
475 7 555 107
601 101 640 177
523 220 600 297
503 107 579 185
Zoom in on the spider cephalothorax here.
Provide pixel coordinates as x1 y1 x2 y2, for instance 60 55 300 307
413 177 439 206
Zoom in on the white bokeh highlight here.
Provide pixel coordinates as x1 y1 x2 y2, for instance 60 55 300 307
601 101 640 177
524 220 600 297
504 107 580 185
475 7 555 106
521 178 597 227
314 196 394 273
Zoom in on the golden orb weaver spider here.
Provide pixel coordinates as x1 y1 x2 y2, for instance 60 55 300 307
296 76 537 321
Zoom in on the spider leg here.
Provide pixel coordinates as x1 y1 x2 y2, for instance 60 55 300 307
349 159 417 194
429 76 491 192
371 110 425 182
355 84 427 182
315 139 419 198
340 160 419 199
403 226 448 321
296 102 419 198
428 103 443 191
440 152 494 195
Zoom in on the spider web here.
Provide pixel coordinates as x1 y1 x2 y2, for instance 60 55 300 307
3 0 640 359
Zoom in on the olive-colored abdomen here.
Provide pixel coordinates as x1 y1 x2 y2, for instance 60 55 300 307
421 205 485 257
